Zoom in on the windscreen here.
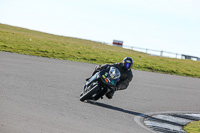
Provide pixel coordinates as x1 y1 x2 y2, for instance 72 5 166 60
109 67 120 79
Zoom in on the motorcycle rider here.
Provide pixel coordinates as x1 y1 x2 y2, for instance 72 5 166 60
86 57 133 99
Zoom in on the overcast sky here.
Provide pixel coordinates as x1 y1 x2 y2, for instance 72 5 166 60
1 0 200 58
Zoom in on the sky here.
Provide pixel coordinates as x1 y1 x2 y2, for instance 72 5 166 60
1 0 200 58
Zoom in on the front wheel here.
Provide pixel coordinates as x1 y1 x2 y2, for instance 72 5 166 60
80 84 100 102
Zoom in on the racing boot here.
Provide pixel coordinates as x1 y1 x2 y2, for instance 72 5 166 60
105 89 115 99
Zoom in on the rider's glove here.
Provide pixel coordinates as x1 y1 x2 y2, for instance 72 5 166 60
95 65 101 71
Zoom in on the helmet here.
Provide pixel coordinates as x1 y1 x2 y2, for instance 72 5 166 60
122 57 133 70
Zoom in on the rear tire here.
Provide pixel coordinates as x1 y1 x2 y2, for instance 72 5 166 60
80 84 99 102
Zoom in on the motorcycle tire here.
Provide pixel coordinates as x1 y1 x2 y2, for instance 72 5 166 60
80 84 99 102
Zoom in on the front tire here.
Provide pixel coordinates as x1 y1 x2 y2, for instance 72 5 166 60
80 84 99 102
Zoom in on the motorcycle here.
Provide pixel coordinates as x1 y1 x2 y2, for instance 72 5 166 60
80 66 121 102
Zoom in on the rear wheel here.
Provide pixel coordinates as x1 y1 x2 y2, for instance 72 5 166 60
80 84 100 102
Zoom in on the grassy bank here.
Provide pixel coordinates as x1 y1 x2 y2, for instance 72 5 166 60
1 23 200 78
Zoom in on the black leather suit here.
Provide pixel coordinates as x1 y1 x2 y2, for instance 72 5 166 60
94 63 133 91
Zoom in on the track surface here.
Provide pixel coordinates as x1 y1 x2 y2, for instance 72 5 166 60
0 51 200 133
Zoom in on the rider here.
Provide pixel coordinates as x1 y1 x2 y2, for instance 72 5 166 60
87 57 133 99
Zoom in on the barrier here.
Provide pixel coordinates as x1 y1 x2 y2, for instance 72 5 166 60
110 43 199 61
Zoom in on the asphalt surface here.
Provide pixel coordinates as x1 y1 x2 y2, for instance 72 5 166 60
0 51 200 133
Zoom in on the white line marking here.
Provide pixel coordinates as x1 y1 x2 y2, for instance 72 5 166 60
186 114 200 118
153 115 192 125
144 120 185 132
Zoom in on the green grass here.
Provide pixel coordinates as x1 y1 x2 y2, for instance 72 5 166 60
1 23 200 78
184 121 200 133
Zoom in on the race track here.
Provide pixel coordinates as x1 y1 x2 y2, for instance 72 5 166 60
0 51 200 133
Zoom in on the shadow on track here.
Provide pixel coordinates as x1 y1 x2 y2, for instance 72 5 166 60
86 100 147 118
86 100 186 127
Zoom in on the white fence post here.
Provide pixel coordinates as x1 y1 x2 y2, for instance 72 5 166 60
146 49 148 53
160 51 163 56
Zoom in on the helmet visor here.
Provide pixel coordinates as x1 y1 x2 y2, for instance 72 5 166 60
124 62 132 69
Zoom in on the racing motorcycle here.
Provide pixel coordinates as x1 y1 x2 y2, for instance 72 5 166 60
80 66 121 102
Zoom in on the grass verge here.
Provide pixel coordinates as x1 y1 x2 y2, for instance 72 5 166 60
0 23 200 78
184 120 200 133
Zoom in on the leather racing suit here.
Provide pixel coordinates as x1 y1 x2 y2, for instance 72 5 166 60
91 63 133 98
